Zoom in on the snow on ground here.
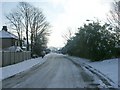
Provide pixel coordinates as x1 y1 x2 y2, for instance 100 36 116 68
0 57 46 80
77 57 119 88
0 68 1 80
0 53 119 88
69 56 119 88
88 58 119 87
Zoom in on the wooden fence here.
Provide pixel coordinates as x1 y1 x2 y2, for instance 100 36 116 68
0 51 31 67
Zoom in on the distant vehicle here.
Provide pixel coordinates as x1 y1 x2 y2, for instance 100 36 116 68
32 54 38 58
41 51 46 58
45 49 51 54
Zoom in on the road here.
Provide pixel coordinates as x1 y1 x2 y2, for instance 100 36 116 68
2 53 106 88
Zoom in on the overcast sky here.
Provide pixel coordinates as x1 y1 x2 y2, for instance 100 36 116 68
1 0 115 48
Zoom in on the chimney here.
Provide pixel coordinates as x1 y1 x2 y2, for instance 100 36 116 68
2 26 7 31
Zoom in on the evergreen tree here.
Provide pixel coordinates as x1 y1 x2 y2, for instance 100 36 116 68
62 21 119 61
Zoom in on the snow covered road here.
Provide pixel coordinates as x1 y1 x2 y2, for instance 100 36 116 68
2 53 117 88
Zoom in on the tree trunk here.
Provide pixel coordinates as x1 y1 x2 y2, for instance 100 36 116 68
31 33 33 56
26 23 29 51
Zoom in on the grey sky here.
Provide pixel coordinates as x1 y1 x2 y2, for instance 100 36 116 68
1 0 115 47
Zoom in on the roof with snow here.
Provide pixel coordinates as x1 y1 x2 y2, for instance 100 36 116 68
0 30 18 39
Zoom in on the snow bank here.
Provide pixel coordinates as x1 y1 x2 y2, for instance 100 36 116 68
69 56 119 88
88 58 119 87
89 59 118 84
0 57 46 80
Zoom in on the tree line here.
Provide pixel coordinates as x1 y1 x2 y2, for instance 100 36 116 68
61 1 120 61
62 21 119 61
6 2 50 56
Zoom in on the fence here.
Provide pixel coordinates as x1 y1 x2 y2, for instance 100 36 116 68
0 51 31 67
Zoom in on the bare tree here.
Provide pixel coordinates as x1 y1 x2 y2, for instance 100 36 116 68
18 2 50 52
107 0 120 48
18 2 33 51
6 11 23 47
6 2 50 54
107 0 120 30
27 6 50 53
62 28 73 44
6 2 32 50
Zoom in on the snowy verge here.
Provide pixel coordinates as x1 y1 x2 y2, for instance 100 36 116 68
67 56 119 88
0 57 46 80
88 58 118 88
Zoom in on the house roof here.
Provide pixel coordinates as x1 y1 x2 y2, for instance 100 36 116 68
0 30 18 39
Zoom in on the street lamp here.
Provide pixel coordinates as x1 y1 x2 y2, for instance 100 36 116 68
86 19 94 22
86 19 90 21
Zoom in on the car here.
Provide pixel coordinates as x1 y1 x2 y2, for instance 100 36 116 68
32 54 38 58
41 51 46 58
45 49 51 54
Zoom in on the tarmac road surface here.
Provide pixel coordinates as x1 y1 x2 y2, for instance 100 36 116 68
2 53 107 88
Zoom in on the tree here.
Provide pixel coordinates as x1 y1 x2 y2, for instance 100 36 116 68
33 31 48 56
6 2 50 56
107 0 120 56
6 11 23 47
107 1 120 29
62 28 73 44
18 2 33 51
62 21 118 61
28 6 50 55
